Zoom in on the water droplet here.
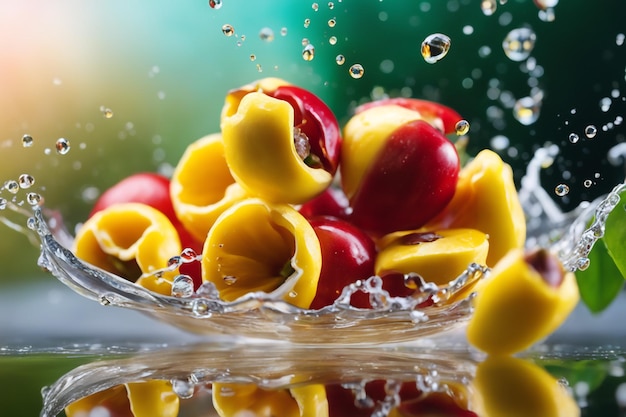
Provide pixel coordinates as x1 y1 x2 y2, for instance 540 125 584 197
168 256 182 268
22 134 34 147
171 275 195 298
312 2 319 11
481 0 497 16
18 174 35 189
335 54 346 65
568 133 580 144
55 138 70 155
249 54 256 61
180 248 198 262
171 379 195 399
328 1 335 9
583 179 593 188
533 0 559 9
328 18 336 27
192 299 210 316
100 106 114 118
302 43 315 61
349 63 365 79
280 27 288 36
513 96 541 125
421 33 451 64
617 33 625 46
208 0 222 9
221 24 234 36
455 119 470 135
259 27 274 42
502 27 536 62
585 125 598 139
555 183 570 197
4 180 19 194
223 275 237 285
288 290 298 298
0 198 7 210
576 257 590 271
304 18 311 28
26 192 42 206
329 35 337 45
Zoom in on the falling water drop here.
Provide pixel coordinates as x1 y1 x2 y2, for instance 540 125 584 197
421 33 451 64
502 27 537 62
18 174 35 189
481 0 497 16
55 138 71 155
171 275 195 298
585 125 598 139
513 96 541 125
4 180 19 194
302 43 315 61
221 24 234 36
336 54 346 65
208 0 222 9
259 27 274 42
455 119 470 135
22 134 34 147
568 133 580 144
349 63 365 79
555 183 570 197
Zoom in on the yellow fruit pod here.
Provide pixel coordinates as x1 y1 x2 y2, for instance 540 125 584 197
201 198 322 309
466 248 579 356
73 202 182 295
472 356 580 417
340 105 423 200
425 149 525 267
221 92 333 204
212 383 328 417
170 133 248 243
65 380 180 417
221 77 291 121
375 228 489 286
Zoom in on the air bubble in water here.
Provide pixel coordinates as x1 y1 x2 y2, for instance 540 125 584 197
329 36 337 45
302 43 315 61
259 27 274 42
513 96 541 125
455 119 470 135
172 379 195 399
18 174 35 189
421 33 451 64
4 180 19 194
349 63 365 79
336 54 346 65
481 0 497 16
585 125 598 139
502 27 536 62
55 138 70 155
208 0 222 9
22 134 34 147
555 183 570 196
328 18 336 28
222 24 234 36
171 275 195 298
569 133 580 144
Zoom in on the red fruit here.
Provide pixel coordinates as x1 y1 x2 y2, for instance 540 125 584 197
346 118 460 236
89 172 203 288
308 216 377 309
355 97 463 135
299 187 350 221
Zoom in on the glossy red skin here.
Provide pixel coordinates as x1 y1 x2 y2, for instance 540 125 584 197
347 120 460 236
355 98 463 135
299 187 350 221
328 380 475 417
308 216 377 309
89 172 203 288
270 85 342 174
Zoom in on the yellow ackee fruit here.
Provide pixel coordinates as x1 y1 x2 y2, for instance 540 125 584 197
170 133 248 243
376 228 489 286
202 198 322 309
73 202 182 295
425 149 526 267
467 248 579 355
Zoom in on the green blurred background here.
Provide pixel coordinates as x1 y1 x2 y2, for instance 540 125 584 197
1 0 625 281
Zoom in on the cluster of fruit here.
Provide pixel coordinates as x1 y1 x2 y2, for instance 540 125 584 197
73 78 578 355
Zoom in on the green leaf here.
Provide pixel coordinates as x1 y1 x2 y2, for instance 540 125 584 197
576 239 625 313
604 189 626 279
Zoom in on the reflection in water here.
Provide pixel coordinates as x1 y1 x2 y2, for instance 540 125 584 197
40 342 583 417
